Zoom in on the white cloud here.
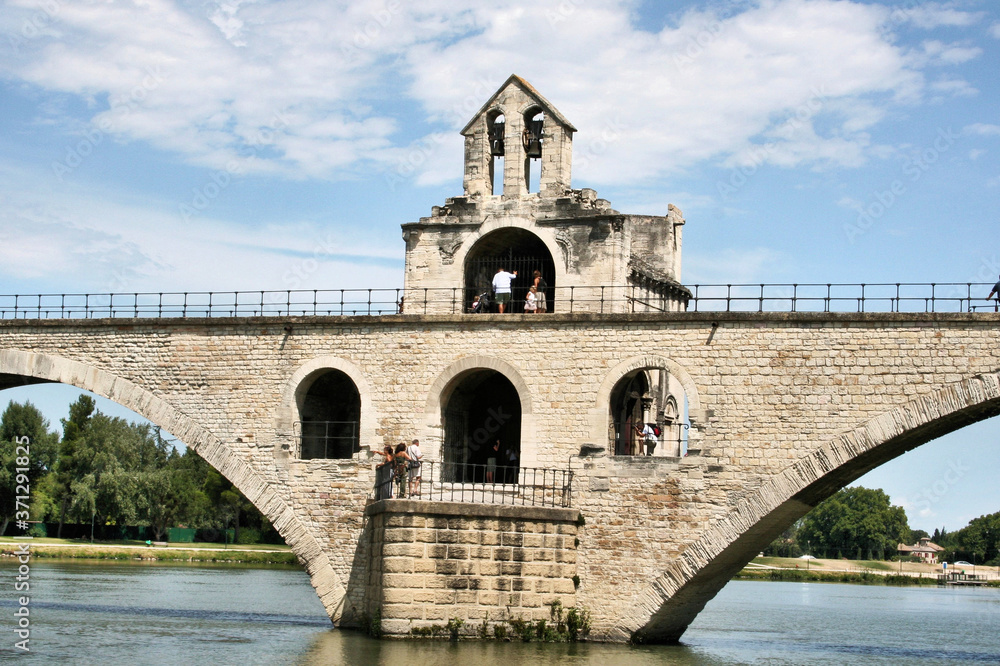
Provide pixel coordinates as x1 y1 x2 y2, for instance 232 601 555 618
964 123 1000 136
890 4 983 29
0 0 983 189
0 162 402 295
991 23 1000 39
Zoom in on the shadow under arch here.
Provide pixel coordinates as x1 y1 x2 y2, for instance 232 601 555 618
0 349 346 624
456 220 561 311
421 356 534 464
615 372 1000 644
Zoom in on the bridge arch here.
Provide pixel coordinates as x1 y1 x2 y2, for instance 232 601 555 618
421 356 536 467
617 372 1000 644
0 349 347 624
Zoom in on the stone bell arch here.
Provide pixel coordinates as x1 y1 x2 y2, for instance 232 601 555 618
401 74 691 314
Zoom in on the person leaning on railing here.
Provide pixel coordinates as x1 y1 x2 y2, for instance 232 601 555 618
393 443 412 499
375 445 394 500
988 275 1000 312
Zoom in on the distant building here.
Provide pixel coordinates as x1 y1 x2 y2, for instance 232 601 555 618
897 537 944 563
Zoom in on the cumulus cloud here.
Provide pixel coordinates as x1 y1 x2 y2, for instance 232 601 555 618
0 0 985 189
0 161 401 294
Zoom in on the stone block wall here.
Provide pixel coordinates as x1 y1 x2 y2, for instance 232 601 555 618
364 500 580 636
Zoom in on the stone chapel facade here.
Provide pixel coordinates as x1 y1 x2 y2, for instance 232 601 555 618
401 74 690 318
400 74 691 457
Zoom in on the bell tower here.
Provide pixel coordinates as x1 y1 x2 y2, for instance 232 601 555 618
461 75 576 199
401 74 689 316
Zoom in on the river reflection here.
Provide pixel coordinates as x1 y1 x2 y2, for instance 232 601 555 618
1 559 998 665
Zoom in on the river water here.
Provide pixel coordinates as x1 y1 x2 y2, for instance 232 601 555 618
1 560 998 664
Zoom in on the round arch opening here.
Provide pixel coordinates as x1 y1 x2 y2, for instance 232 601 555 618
298 369 361 459
609 367 687 457
442 369 522 483
464 228 555 313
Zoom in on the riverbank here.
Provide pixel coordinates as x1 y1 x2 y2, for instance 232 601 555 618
739 556 1000 587
0 537 300 565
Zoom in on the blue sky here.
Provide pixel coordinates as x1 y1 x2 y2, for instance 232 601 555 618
1 0 998 535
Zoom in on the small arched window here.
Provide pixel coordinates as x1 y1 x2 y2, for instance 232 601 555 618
523 109 544 193
488 112 506 195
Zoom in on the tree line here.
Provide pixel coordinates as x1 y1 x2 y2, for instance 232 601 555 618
0 397 279 544
764 485 1000 565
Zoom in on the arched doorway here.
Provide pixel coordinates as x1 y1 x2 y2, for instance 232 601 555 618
609 366 686 456
464 228 556 313
298 369 360 459
442 369 522 483
610 370 649 456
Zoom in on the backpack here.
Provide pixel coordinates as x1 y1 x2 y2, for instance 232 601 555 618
650 423 661 437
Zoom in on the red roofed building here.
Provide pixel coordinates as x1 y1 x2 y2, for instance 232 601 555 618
897 537 944 564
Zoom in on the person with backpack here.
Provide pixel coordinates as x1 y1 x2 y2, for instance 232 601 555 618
635 422 658 456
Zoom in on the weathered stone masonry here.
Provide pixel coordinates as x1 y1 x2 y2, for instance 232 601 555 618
1 310 998 641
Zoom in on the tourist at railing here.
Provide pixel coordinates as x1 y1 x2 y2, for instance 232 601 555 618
406 438 423 497
988 275 1000 312
523 285 538 313
635 422 658 456
486 440 499 483
375 445 394 500
393 443 412 499
491 267 518 313
532 270 548 313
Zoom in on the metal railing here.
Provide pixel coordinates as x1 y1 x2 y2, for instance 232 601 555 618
294 420 359 460
372 460 573 508
0 283 996 319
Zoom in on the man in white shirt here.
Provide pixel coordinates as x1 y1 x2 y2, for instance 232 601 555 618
491 267 518 313
406 438 423 497
635 423 658 456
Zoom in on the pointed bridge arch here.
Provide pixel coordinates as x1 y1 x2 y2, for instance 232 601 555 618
0 349 344 623
615 372 1000 644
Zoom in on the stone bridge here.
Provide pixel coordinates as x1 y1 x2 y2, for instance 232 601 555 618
1 309 998 642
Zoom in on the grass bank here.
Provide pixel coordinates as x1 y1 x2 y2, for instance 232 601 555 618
0 537 299 565
735 567 939 586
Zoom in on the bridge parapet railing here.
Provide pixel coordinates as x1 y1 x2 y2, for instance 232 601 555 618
0 283 996 319
371 460 573 508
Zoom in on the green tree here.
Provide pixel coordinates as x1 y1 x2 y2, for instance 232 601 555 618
0 401 60 535
796 486 910 560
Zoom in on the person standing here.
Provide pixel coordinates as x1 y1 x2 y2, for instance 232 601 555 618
987 275 1000 312
406 438 423 497
524 286 538 313
393 443 411 499
635 423 658 456
532 270 548 313
487 440 499 483
376 444 395 500
492 267 518 314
